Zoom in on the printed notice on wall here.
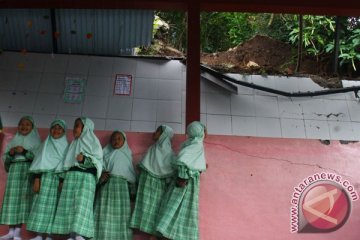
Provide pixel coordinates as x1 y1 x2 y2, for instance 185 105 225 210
63 77 86 103
114 74 132 96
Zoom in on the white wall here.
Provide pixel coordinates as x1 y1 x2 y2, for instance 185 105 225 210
201 73 360 141
0 52 185 133
1 51 360 140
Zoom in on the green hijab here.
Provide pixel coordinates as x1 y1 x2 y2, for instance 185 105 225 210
102 131 136 183
29 119 68 173
176 121 206 172
58 118 103 180
140 125 175 178
3 116 41 162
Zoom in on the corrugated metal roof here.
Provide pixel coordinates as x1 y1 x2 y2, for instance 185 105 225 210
0 9 154 56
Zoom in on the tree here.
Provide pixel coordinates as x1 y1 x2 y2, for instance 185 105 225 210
154 11 360 76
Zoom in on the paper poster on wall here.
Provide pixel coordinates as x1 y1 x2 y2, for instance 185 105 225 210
63 77 86 103
114 74 132 96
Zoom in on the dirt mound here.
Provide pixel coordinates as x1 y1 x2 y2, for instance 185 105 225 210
201 35 342 88
201 35 316 75
235 35 294 70
143 34 359 88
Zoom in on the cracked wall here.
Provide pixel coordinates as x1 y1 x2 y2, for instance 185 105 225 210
1 129 359 239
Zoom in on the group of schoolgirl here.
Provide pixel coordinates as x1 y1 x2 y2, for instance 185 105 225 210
0 115 207 240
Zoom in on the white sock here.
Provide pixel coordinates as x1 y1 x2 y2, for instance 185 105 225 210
30 235 43 240
13 237 22 240
0 228 14 239
67 232 75 240
75 235 85 240
13 227 21 237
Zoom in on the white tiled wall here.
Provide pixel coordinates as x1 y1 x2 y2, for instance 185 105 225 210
132 99 157 121
280 118 306 139
231 116 256 136
1 51 360 140
0 52 184 133
207 114 232 135
202 75 360 141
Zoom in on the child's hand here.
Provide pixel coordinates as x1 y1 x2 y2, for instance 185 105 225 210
100 172 110 183
176 177 188 188
33 177 41 193
15 146 24 153
9 148 15 155
76 153 84 162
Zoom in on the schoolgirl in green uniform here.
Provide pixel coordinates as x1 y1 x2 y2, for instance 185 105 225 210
156 121 207 240
130 125 175 239
0 116 41 240
93 131 136 240
52 117 102 240
27 119 68 240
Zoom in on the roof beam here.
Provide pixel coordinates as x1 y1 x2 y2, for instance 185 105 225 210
186 2 201 126
1 0 360 16
201 1 360 16
0 0 188 11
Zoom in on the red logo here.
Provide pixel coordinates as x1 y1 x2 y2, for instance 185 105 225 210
299 182 351 233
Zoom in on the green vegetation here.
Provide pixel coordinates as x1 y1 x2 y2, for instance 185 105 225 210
154 11 360 74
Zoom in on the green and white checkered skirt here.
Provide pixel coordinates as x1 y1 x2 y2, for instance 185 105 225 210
52 171 96 238
130 170 170 235
156 173 200 240
26 172 60 233
0 162 33 225
93 176 132 240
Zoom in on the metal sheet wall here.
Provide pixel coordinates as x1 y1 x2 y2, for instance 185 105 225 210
0 9 52 52
0 9 154 56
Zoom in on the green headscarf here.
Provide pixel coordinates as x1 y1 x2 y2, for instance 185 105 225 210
140 125 175 177
3 116 41 162
58 118 103 180
176 121 206 172
102 131 136 183
29 119 68 173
